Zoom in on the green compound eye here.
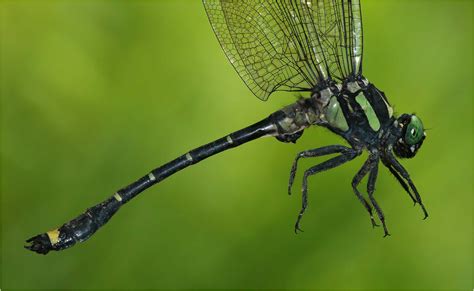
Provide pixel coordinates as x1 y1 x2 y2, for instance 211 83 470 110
405 115 424 145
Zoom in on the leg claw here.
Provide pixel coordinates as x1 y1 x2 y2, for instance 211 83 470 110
370 217 380 228
421 204 429 220
294 225 304 234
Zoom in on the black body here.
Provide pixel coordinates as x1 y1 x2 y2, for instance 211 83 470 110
26 0 428 254
26 104 316 254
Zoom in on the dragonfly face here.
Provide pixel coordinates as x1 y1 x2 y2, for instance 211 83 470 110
393 114 426 159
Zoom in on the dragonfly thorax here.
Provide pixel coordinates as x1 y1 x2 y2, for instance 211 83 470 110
306 78 403 152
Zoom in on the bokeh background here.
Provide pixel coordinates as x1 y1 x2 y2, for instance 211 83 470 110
1 0 472 289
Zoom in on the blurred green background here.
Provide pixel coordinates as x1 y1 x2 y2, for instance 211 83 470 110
1 0 472 289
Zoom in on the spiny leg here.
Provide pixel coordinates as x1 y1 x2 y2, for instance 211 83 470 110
367 157 390 237
384 151 428 219
352 158 378 228
288 145 352 195
382 159 417 205
295 150 358 233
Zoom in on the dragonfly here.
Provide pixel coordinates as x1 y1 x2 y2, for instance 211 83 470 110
26 0 428 255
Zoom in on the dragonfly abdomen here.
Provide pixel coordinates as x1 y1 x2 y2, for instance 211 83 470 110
272 98 321 143
26 102 323 254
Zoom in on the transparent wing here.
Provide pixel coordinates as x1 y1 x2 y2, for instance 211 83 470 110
203 0 364 101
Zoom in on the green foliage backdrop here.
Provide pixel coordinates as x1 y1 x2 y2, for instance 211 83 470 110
1 0 472 289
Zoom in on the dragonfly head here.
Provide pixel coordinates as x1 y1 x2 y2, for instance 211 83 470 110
393 114 426 159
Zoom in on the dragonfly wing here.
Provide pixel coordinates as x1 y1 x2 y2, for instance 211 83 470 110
203 0 364 101
320 0 364 79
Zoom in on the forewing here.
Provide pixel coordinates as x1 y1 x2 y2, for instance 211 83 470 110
203 0 364 101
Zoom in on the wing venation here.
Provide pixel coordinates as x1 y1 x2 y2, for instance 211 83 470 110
203 0 363 101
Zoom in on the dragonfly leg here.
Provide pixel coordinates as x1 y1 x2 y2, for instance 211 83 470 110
352 157 378 228
383 151 429 219
382 159 417 205
295 149 358 233
366 155 391 237
288 145 352 195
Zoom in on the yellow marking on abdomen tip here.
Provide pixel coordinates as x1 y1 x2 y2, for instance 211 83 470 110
113 192 123 202
47 229 60 245
148 172 156 181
